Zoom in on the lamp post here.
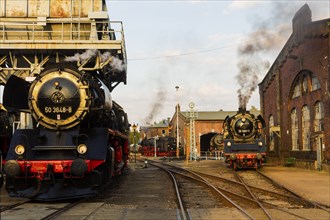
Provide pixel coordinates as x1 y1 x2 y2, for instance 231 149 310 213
154 135 158 157
175 86 180 158
132 123 137 163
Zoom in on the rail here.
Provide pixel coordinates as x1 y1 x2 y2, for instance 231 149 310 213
148 159 256 220
234 171 273 220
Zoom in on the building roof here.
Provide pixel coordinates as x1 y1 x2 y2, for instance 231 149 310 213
140 120 170 130
259 4 329 92
181 108 260 121
181 110 236 120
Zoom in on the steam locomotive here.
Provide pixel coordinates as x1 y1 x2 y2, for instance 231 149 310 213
223 108 266 170
140 136 177 157
0 104 13 188
0 0 129 201
1 64 129 200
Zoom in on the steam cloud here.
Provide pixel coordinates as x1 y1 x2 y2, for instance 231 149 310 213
236 2 300 109
64 49 98 62
65 49 126 71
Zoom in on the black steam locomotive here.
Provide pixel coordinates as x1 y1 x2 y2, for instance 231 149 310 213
1 64 129 200
223 108 266 170
0 104 14 188
140 136 177 157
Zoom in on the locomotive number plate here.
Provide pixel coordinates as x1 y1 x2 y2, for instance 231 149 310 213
44 106 73 114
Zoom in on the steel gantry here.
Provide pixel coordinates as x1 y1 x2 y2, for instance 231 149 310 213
188 102 198 161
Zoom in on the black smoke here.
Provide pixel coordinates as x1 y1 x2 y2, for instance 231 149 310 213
144 86 166 124
236 2 302 108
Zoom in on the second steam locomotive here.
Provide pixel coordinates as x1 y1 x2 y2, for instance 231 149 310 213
223 108 266 170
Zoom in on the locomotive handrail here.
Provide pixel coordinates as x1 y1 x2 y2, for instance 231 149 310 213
0 21 124 42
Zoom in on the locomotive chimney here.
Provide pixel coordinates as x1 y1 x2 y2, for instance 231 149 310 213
238 107 246 112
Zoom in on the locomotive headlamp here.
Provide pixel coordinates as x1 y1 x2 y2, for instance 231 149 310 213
77 144 88 155
258 141 263 147
15 145 25 155
54 81 59 87
226 142 232 147
229 153 237 161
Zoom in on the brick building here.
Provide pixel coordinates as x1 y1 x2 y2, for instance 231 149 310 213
259 4 330 169
139 120 171 140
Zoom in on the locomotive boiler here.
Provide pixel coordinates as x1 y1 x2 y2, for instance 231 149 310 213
0 0 129 200
223 108 266 170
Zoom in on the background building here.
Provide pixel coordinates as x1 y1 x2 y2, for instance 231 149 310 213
139 119 171 140
259 4 329 170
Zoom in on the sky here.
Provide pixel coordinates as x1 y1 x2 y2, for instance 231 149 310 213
0 0 328 127
106 0 329 126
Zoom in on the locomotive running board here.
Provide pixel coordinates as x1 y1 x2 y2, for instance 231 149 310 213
32 146 76 151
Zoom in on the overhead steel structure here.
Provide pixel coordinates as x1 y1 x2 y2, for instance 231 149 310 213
0 0 127 92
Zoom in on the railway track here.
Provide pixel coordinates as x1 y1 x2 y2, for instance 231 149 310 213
255 170 330 211
0 199 81 220
1 159 329 219
40 200 81 220
152 159 330 220
148 160 257 220
0 200 30 213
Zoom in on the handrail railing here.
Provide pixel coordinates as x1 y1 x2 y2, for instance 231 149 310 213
0 19 127 65
0 20 125 44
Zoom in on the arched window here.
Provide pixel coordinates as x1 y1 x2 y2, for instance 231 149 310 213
311 74 321 91
269 115 275 151
302 75 308 93
291 108 299 150
302 106 310 150
314 101 324 132
292 83 301 98
291 71 320 99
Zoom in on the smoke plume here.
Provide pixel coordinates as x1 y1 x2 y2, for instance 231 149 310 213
236 2 300 109
144 89 166 124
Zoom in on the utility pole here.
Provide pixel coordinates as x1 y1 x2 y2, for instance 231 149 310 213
175 86 180 158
